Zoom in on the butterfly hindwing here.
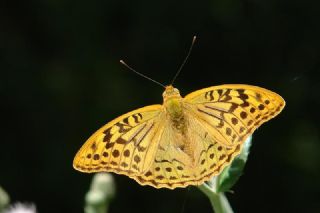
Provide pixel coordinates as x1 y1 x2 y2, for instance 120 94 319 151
73 105 164 176
133 110 244 189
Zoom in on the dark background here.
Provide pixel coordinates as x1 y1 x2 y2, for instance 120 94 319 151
1 0 320 212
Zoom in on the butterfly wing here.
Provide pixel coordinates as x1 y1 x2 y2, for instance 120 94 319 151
184 84 285 147
73 105 165 177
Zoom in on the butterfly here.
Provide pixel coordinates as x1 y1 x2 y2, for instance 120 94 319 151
73 84 285 189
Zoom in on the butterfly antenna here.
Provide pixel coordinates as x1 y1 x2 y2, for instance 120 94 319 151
120 60 166 88
170 36 197 85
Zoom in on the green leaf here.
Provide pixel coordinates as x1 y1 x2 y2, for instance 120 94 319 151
217 135 252 193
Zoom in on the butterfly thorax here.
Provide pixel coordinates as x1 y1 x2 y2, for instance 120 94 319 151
163 86 186 132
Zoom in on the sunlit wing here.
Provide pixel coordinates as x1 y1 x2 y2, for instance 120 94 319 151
184 84 285 147
73 105 165 176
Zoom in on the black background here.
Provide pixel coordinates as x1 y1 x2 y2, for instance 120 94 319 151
1 0 320 212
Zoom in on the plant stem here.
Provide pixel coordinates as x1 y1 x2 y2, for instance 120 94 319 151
198 183 233 213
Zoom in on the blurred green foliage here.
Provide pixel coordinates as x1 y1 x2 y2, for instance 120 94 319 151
85 173 115 213
0 186 10 211
1 0 320 212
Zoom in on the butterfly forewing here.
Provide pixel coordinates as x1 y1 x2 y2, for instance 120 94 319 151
185 84 285 147
73 105 164 176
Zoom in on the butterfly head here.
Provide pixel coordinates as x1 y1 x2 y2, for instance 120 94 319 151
163 85 181 102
